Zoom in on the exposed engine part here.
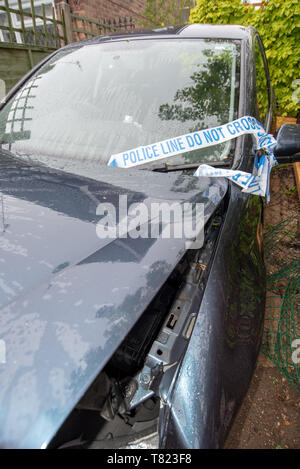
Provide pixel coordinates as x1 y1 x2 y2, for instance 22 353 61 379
108 281 185 376
76 372 110 413
100 379 127 421
52 203 226 449
77 372 139 421
55 398 160 449
128 208 225 409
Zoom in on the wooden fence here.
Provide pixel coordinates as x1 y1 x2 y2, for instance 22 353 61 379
0 1 135 98
0 0 66 97
0 0 66 48
71 14 135 42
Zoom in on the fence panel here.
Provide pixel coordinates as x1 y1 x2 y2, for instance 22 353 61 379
0 42 53 100
71 14 135 42
0 1 66 49
0 1 67 98
0 2 135 98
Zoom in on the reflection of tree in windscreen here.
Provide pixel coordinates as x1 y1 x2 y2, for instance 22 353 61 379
158 50 233 130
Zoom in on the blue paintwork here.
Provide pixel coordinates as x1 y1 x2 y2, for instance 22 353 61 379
0 154 227 448
160 186 265 448
0 22 274 449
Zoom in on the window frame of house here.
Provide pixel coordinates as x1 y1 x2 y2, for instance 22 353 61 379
0 0 56 44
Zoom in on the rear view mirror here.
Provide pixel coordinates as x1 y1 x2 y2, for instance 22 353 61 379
273 124 300 163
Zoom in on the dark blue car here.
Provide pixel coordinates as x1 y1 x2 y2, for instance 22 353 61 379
0 24 299 449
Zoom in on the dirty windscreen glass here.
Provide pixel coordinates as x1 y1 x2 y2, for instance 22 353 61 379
0 38 240 173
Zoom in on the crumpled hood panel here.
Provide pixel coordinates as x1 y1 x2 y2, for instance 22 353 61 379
0 154 228 448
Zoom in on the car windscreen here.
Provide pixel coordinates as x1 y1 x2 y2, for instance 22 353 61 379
0 38 240 174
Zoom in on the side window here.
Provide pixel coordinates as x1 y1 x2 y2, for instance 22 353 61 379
254 38 270 126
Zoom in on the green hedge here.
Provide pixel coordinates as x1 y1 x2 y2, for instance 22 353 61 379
190 0 300 117
140 0 191 28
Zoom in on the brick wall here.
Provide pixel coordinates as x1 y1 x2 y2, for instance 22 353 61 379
55 0 148 22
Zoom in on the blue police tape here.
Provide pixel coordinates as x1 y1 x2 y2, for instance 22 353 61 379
107 116 277 200
194 155 273 201
194 120 277 201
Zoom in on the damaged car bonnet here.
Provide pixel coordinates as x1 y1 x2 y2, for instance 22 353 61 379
0 155 227 448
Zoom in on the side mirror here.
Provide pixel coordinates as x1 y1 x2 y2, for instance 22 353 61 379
273 124 300 163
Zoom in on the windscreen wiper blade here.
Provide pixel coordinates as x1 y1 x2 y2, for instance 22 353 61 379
150 160 231 172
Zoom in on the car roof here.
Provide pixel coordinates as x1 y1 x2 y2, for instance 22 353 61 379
64 24 255 49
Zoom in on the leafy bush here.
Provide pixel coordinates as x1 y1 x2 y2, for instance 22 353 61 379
190 0 250 25
190 0 300 117
139 0 191 28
